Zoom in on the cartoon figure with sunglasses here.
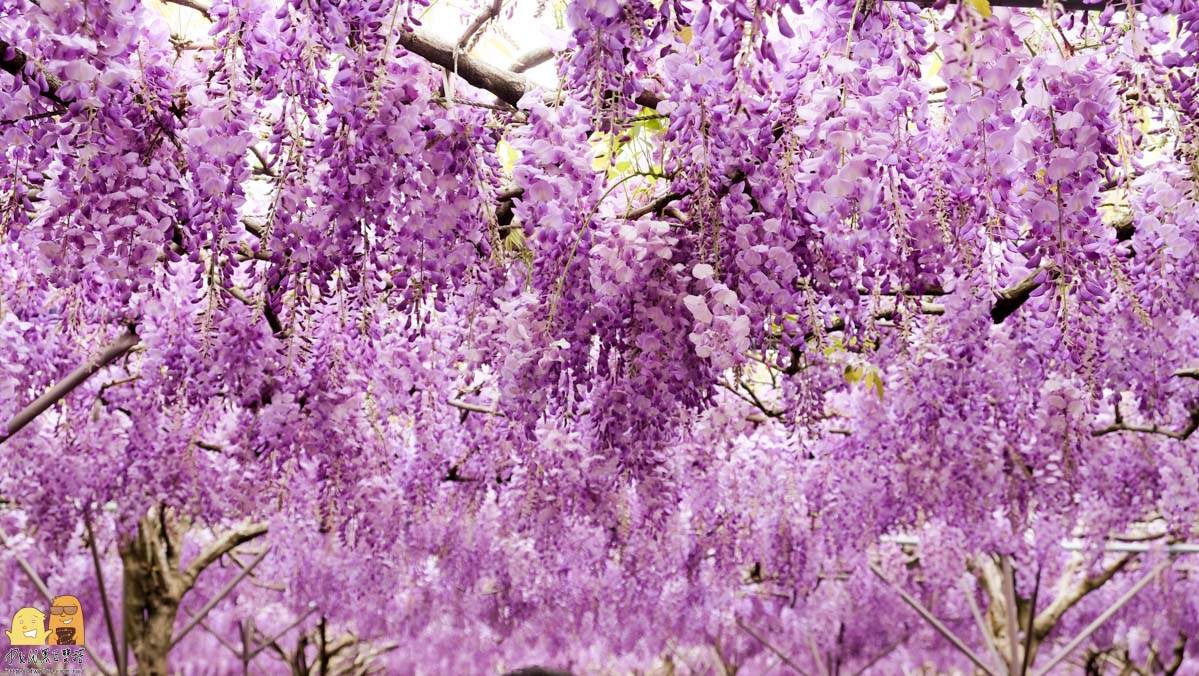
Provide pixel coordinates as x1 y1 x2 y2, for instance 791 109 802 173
45 595 85 647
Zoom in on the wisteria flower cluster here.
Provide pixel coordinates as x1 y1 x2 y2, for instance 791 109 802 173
2 0 1199 672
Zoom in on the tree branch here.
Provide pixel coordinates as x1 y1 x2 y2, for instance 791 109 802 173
2 326 140 445
1113 212 1135 243
456 0 502 52
227 550 287 591
84 512 125 676
398 31 530 108
1020 567 1042 676
0 38 70 110
1 108 65 126
991 215 1134 323
870 563 1002 676
249 145 276 177
1033 553 1134 640
157 0 556 114
447 398 502 416
180 521 269 590
805 300 945 343
991 269 1046 324
186 611 242 657
399 26 660 110
223 285 285 336
172 546 270 648
850 634 908 676
737 621 810 676
163 0 213 20
625 191 686 220
511 47 554 73
960 576 1006 673
1091 408 1199 442
246 606 317 659
1163 635 1186 676
1033 558 1173 676
1001 556 1021 673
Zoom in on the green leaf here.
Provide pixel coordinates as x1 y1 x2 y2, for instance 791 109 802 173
865 370 884 400
968 0 992 18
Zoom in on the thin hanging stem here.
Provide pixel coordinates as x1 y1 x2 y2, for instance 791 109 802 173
871 563 1001 676
737 620 810 676
961 575 1006 673
171 547 270 647
84 510 125 676
547 172 646 328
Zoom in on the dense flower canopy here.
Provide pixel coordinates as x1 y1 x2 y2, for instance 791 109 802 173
1 0 1198 672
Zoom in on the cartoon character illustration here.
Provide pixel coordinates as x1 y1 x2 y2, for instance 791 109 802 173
47 595 84 646
5 607 48 645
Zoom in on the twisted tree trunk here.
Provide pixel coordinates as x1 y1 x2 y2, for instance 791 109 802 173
119 510 186 676
118 508 268 675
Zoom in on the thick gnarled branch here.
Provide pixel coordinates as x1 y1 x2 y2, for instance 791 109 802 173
399 31 532 108
1033 558 1173 676
181 521 270 590
1033 553 1134 640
